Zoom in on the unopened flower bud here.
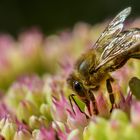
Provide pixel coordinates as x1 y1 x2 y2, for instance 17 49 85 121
14 129 32 140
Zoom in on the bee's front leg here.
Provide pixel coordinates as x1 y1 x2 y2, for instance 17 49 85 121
106 78 115 112
69 94 89 119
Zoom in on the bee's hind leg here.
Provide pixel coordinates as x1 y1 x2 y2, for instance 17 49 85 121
106 78 115 112
88 90 98 115
130 53 140 59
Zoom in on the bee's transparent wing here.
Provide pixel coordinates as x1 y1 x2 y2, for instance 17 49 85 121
95 7 131 52
95 29 140 70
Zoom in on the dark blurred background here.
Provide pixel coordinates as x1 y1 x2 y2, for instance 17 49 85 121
0 0 139 36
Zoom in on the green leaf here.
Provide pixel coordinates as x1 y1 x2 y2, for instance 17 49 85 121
73 96 85 112
129 77 140 100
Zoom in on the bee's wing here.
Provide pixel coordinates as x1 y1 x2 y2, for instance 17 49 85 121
95 7 131 52
95 28 140 70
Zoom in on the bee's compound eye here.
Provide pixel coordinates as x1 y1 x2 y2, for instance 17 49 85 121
73 81 83 93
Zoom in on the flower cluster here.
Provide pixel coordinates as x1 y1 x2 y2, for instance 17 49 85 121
0 20 139 140
0 69 140 140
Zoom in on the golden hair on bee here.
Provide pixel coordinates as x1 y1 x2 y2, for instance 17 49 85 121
67 7 140 116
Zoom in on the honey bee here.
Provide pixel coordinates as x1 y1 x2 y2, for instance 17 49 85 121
67 7 140 116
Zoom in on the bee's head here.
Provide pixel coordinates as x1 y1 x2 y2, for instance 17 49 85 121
67 73 87 98
67 51 98 97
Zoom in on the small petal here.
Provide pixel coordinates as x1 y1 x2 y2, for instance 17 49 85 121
111 109 129 124
29 115 49 129
83 118 107 140
67 102 88 130
1 121 17 140
16 100 39 124
35 127 56 140
0 103 11 119
96 92 110 117
0 116 16 131
40 104 52 121
131 102 140 126
68 129 81 140
52 94 69 122
14 129 32 140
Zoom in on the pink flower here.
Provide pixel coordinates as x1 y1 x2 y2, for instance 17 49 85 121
14 129 32 140
131 101 140 126
0 103 11 119
67 101 88 130
52 93 69 122
15 75 44 92
117 91 132 114
96 92 110 117
36 127 56 140
18 28 43 57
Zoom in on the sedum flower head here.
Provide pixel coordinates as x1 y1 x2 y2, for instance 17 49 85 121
0 20 140 139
